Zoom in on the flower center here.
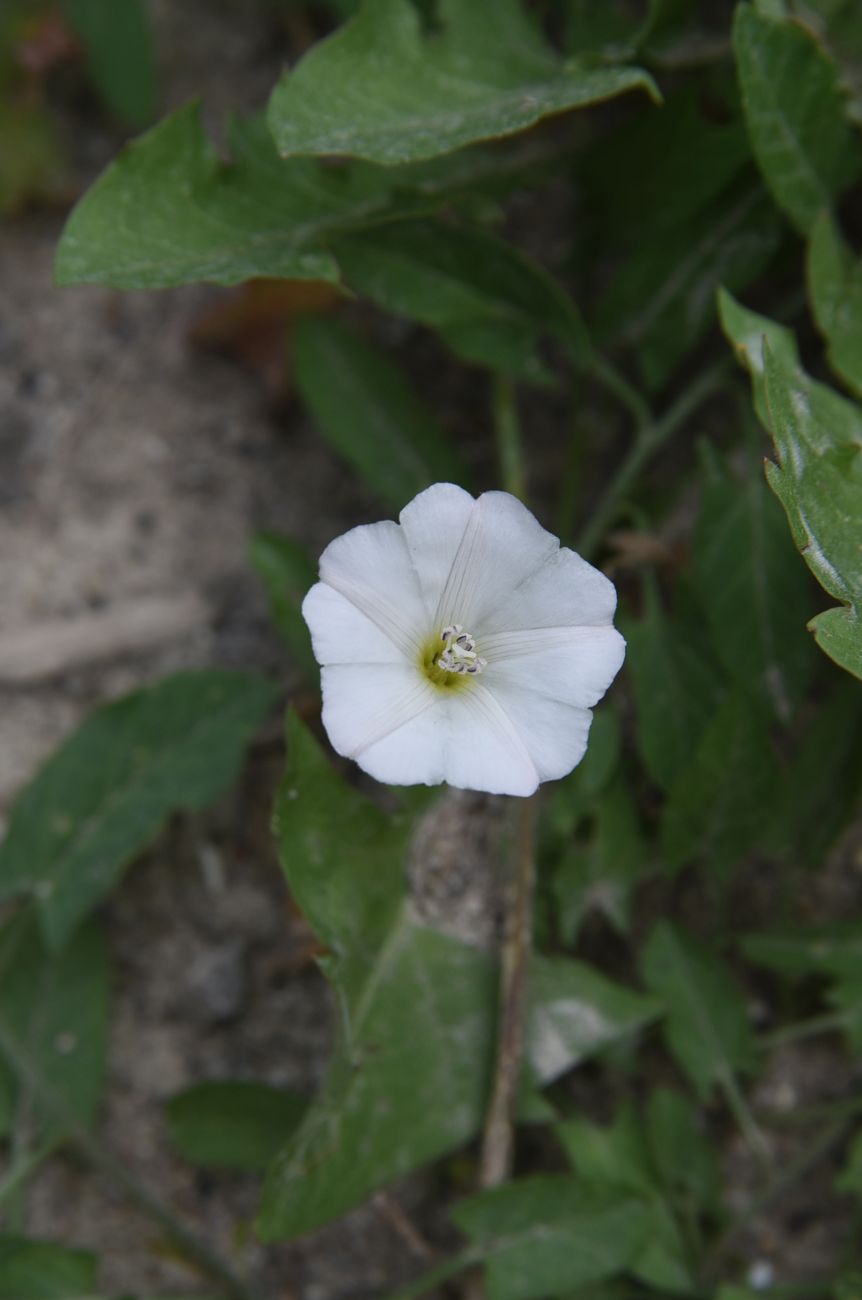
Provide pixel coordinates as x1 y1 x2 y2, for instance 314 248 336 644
419 624 486 690
437 624 487 675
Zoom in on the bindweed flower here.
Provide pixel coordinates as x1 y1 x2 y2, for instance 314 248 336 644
302 483 625 797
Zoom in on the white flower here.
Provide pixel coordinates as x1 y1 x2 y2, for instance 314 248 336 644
302 483 625 797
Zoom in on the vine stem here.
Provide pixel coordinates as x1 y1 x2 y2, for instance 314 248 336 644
576 355 732 559
702 1112 852 1285
478 793 540 1188
0 1017 261 1300
761 1008 853 1049
493 374 527 501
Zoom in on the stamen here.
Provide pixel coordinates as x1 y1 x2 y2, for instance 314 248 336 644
436 624 486 675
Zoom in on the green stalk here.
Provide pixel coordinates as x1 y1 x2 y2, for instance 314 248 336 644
493 374 527 500
576 355 731 558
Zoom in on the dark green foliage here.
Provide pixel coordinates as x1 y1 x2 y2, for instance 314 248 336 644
260 715 658 1241
0 670 277 948
249 531 319 680
61 0 158 128
167 1081 307 1172
0 913 109 1147
293 315 469 507
0 1237 97 1299
642 922 758 1099
25 0 862 1291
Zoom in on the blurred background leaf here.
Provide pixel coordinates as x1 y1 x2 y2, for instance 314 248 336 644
733 3 861 233
641 921 758 1100
167 1080 307 1172
0 913 109 1151
0 1236 97 1299
292 315 469 508
808 211 862 398
249 531 319 681
0 670 277 949
61 0 157 128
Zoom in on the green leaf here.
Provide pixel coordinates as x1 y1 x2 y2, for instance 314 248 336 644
0 669 277 950
557 1107 692 1294
452 1177 650 1300
0 1237 96 1299
660 691 778 874
579 81 753 253
765 678 862 866
808 210 862 397
717 285 800 424
733 4 861 233
0 914 109 1147
167 1080 307 1172
61 0 157 128
624 583 724 791
545 709 622 840
248 531 318 681
557 1105 655 1197
553 774 644 942
267 0 657 166
292 315 469 509
743 925 862 1053
335 218 586 382
55 107 427 290
595 177 782 389
694 440 817 720
836 1130 862 1198
762 345 862 679
641 921 758 1099
645 1088 720 1214
259 715 658 1240
526 957 660 1082
576 74 781 386
721 288 862 447
742 922 862 978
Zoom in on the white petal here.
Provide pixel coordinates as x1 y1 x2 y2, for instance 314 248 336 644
434 491 559 630
487 680 595 782
318 519 427 656
399 482 476 616
479 546 618 636
320 663 438 774
482 625 626 709
353 704 448 787
444 685 539 796
303 583 406 665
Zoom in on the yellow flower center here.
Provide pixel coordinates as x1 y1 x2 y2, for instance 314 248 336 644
420 624 487 691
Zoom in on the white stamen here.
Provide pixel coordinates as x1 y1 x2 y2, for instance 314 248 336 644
437 624 486 675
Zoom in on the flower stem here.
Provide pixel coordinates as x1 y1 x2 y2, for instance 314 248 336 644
478 793 539 1188
702 1112 852 1285
761 1008 853 1049
719 1067 770 1168
492 375 527 501
0 1016 261 1300
576 355 732 559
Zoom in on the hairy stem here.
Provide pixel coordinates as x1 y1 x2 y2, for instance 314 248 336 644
479 793 539 1188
